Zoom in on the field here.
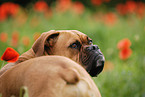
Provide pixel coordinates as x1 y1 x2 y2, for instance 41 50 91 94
0 1 145 97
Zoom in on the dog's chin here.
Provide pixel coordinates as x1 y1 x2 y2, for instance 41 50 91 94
89 55 104 77
86 55 105 77
80 45 105 77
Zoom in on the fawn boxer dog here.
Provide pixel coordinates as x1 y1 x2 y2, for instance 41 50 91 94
0 30 105 77
0 56 101 97
0 30 105 97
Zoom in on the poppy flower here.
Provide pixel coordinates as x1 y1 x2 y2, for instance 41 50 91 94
117 38 131 50
104 12 117 26
72 1 85 15
119 48 132 60
126 1 137 13
11 32 19 47
7 2 19 17
91 0 102 6
55 0 72 12
0 6 7 21
0 32 8 42
34 1 49 12
0 2 19 21
116 4 128 15
1 47 19 62
135 2 145 19
34 1 52 18
117 38 132 60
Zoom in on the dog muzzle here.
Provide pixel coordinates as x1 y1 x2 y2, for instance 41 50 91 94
80 45 105 77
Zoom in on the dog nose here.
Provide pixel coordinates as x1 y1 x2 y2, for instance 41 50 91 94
97 59 105 67
92 45 99 50
97 55 105 65
86 45 99 51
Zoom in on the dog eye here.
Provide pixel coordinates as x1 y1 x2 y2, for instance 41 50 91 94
88 40 93 45
70 43 78 48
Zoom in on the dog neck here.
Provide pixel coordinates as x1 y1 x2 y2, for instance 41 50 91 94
16 49 36 63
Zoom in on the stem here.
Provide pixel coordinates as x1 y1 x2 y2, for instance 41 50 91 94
0 61 5 69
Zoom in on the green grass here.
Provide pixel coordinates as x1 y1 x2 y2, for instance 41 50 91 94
0 9 145 97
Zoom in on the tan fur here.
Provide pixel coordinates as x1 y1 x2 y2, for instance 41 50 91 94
0 56 101 97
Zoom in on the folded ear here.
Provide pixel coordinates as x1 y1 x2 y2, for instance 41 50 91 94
32 30 59 57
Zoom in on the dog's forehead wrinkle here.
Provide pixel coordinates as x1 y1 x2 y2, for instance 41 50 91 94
59 32 81 42
69 31 89 44
58 31 90 46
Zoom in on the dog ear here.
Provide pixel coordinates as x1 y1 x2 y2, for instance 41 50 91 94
45 33 59 47
32 30 59 57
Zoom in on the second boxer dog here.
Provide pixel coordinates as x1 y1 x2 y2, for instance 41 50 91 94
0 30 105 77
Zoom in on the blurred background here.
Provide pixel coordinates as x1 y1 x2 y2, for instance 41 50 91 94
0 0 145 97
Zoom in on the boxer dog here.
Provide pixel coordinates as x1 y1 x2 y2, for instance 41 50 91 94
0 30 105 77
0 56 101 97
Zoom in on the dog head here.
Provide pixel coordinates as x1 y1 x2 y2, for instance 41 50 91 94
32 30 105 77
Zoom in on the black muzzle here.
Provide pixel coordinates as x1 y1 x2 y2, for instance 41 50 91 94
81 45 105 77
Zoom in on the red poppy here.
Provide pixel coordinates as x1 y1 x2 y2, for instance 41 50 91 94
0 6 7 21
72 1 85 15
34 1 49 12
0 32 8 42
91 0 102 6
126 1 137 13
116 4 128 15
119 48 132 60
7 2 19 17
22 36 30 46
34 1 52 18
1 47 19 62
0 2 19 21
11 32 19 47
117 38 131 50
55 0 72 12
117 38 132 60
135 2 145 19
104 12 117 26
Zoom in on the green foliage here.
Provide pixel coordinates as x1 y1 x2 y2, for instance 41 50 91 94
0 9 145 97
